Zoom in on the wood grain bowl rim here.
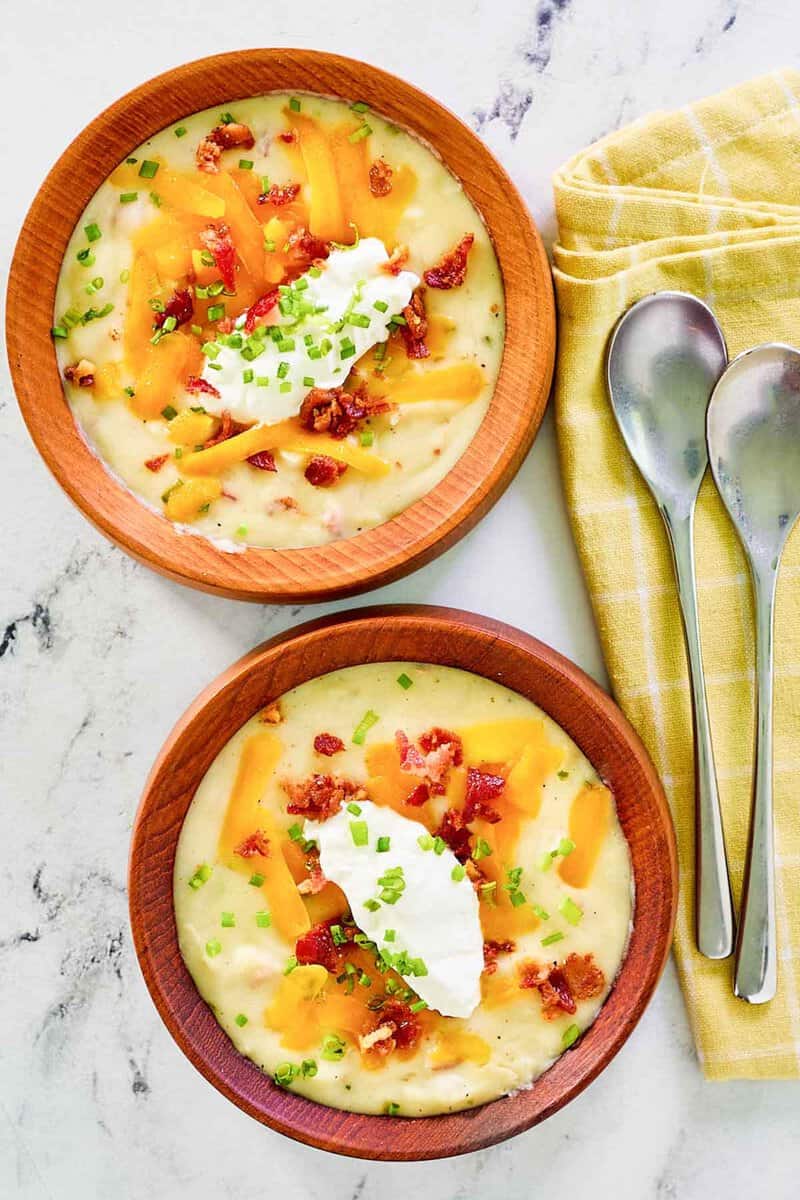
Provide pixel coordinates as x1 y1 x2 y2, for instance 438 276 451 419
6 48 555 603
129 605 678 1160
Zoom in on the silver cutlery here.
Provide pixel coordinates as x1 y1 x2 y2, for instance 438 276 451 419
707 343 800 1002
607 292 735 960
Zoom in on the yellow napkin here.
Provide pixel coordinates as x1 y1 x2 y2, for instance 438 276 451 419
553 70 800 1079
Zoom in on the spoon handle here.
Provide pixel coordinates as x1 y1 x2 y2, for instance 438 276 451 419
665 509 735 959
734 568 778 1003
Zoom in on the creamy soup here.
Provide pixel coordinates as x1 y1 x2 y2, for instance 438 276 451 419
53 94 505 549
174 663 633 1116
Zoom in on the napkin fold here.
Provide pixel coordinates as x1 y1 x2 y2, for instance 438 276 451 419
553 70 800 1079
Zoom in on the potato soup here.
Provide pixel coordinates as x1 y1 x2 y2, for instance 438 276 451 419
174 663 633 1116
53 94 504 549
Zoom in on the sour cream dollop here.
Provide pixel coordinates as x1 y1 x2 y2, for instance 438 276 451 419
198 238 418 426
306 800 484 1019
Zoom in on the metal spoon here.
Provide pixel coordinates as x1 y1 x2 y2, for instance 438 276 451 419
707 343 800 1002
607 291 734 960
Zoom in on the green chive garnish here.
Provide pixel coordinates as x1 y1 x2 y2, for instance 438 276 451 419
376 836 391 853
238 158 254 170
255 911 272 928
174 126 187 138
322 1034 346 1061
188 863 212 889
283 955 298 975
205 939 222 957
138 160 159 179
119 191 138 204
384 1101 400 1116
84 222 101 242
348 123 372 143
235 1013 248 1027
352 709 379 745
417 833 434 851
161 405 178 421
289 97 301 112
541 931 565 947
248 872 265 887
350 820 369 847
559 896 583 925
562 1023 580 1049
451 864 466 882
220 912 235 928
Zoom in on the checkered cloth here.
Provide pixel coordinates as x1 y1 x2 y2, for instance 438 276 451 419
553 70 800 1078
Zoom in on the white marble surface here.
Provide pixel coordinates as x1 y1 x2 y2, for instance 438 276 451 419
2 1 799 1196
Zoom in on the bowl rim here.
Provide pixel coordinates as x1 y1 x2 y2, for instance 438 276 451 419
128 604 678 1160
6 48 555 603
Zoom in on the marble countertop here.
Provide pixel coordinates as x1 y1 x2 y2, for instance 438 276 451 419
2 1 798 1196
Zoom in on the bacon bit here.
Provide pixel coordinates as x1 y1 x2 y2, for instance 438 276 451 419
434 808 472 862
463 767 505 824
519 953 605 1020
244 290 279 334
278 129 297 145
376 998 421 1051
246 450 277 472
314 733 345 757
297 850 329 895
234 830 271 858
401 289 429 360
282 773 366 822
276 496 300 511
144 454 169 473
216 316 236 335
196 123 255 173
63 359 95 388
257 181 301 207
260 702 283 724
305 455 347 488
483 939 516 975
382 245 409 276
405 783 430 807
204 409 250 449
424 233 474 289
153 288 193 330
199 224 237 292
395 727 463 795
284 227 331 267
295 922 340 973
368 158 393 197
185 375 221 400
299 385 390 441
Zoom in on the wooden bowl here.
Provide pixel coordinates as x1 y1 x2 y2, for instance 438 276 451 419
6 50 555 603
129 605 677 1160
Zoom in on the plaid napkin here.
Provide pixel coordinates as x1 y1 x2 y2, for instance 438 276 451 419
553 70 800 1079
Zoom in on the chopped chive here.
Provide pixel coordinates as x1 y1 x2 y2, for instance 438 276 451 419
289 97 301 112
559 896 583 925
220 911 235 928
347 802 362 816
273 1062 299 1088
339 338 357 360
417 833 434 851
235 524 248 537
91 277 104 290
347 312 371 328
283 955 298 975
279 381 291 393
352 709 379 745
384 929 396 942
360 429 374 447
162 315 177 333
256 376 268 387
207 362 223 371
242 368 254 384
264 238 276 252
541 931 565 947
234 1012 249 1027
358 971 372 988
149 192 162 207
125 157 137 165
351 100 370 113
538 852 554 872
161 405 178 421
138 159 159 179
51 325 68 340
288 823 304 842
301 1058 318 1077
248 872 265 887
76 248 95 267
376 836 391 853
277 361 290 379
350 820 369 847
84 222 102 242
558 837 576 857
188 863 212 889
119 191 139 204
409 999 427 1013
260 174 271 191
562 1023 581 1049
348 123 372 144
322 1034 346 1061
433 837 446 856
255 911 272 928
480 881 497 904
451 864 466 882
532 904 550 920
509 890 527 907
384 1101 400 1116
220 111 235 125
473 838 492 860
174 126 187 138
238 158 254 170
120 268 130 284
207 303 225 322
364 898 380 912
373 299 389 313
302 375 314 387
205 939 222 957
557 769 570 780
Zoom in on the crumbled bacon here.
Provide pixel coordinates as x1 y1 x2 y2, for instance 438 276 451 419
483 939 516 975
405 783 430 807
395 727 463 795
282 773 365 822
185 376 221 400
234 830 271 858
297 849 329 895
401 289 429 360
278 129 297 145
284 227 331 267
153 288 193 330
275 496 300 511
196 122 255 172
244 290 279 334
216 316 236 335
144 455 169 473
305 455 347 488
314 732 345 757
199 224 237 292
434 807 472 862
260 702 283 724
368 158 393 197
424 233 474 289
246 450 277 472
203 409 249 449
463 767 505 824
295 922 340 973
257 182 301 207
519 953 605 1020
63 359 95 388
364 999 421 1056
299 386 390 440
382 245 409 276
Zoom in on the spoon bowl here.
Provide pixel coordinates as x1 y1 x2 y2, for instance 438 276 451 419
708 342 800 1002
607 291 734 960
